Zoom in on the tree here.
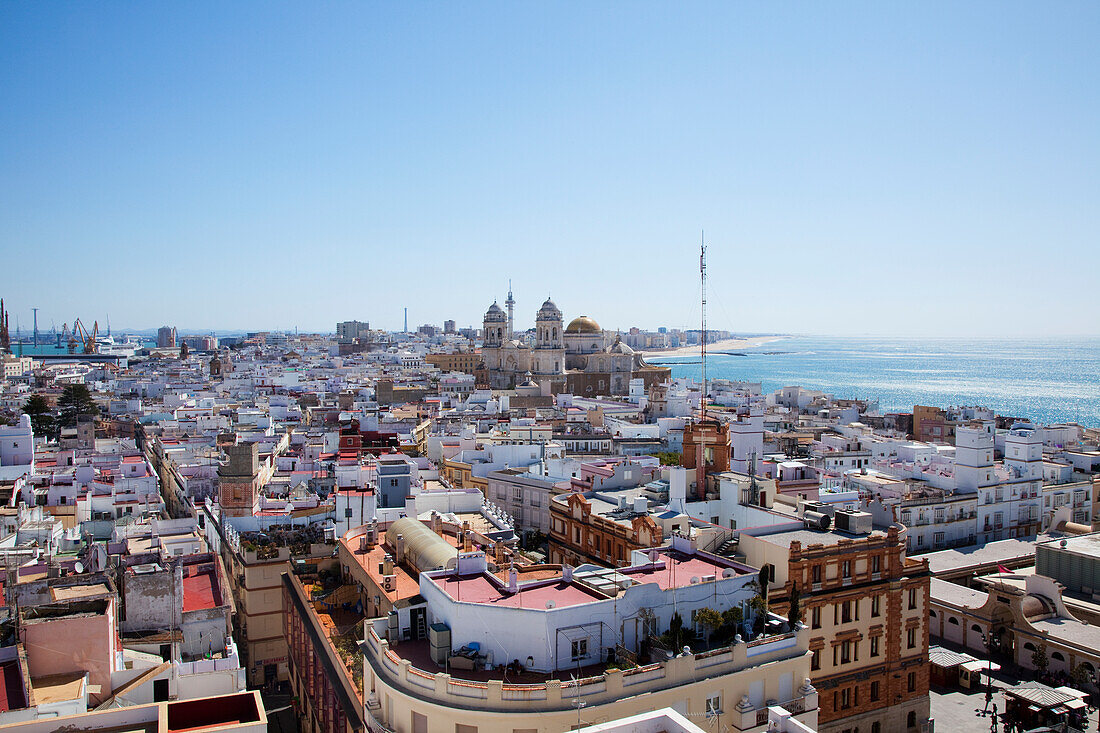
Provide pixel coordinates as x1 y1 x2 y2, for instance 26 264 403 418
22 394 54 438
721 607 743 628
1032 644 1049 675
787 584 803 629
655 451 680 466
180 342 190 360
57 384 99 429
695 607 723 643
1070 662 1092 689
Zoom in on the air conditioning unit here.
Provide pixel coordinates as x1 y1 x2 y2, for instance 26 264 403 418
383 575 397 593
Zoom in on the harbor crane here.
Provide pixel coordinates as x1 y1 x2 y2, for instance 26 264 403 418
72 318 99 354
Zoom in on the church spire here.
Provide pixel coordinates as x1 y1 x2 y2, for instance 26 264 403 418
505 280 515 340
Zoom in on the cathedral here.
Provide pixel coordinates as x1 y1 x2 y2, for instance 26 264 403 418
477 290 671 396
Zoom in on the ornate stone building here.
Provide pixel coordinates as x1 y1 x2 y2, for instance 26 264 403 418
479 296 671 396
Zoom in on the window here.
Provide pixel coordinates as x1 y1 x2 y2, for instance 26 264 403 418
842 561 851 578
872 723 881 733
840 687 852 709
907 711 917 729
811 607 821 629
907 628 917 649
908 588 917 610
871 595 880 617
811 649 821 671
870 680 880 701
345 508 354 518
871 555 880 574
840 641 852 664
705 695 721 717
812 565 821 584
571 639 588 660
841 601 852 623
870 637 879 657
907 672 916 692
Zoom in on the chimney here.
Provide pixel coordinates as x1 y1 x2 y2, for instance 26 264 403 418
395 534 406 561
507 565 519 592
382 554 394 576
430 512 442 535
462 521 473 552
562 564 574 582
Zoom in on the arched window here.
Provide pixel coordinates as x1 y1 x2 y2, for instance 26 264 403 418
872 724 881 733
971 624 982 633
948 617 959 625
929 610 937 618
497 328 502 339
553 327 557 339
1052 651 1065 662
1024 642 1036 651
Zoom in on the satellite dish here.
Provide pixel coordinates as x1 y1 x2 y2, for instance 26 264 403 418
545 600 555 609
73 562 84 574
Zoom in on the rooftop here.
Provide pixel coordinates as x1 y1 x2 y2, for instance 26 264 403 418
182 563 221 612
922 537 1037 575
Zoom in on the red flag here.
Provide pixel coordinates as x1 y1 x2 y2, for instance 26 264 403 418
997 564 1012 574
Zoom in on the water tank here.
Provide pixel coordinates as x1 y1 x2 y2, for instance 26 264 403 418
803 511 831 530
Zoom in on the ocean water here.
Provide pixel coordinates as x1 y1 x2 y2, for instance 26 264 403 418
649 336 1100 428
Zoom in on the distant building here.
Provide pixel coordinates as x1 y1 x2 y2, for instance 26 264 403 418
443 319 456 334
336 320 370 340
157 325 177 348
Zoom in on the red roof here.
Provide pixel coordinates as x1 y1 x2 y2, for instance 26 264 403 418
182 564 221 612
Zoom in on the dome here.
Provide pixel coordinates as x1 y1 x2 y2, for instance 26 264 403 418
606 339 634 355
484 302 507 322
537 298 562 321
565 315 601 334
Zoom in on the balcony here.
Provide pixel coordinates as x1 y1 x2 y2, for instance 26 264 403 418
360 620 815 717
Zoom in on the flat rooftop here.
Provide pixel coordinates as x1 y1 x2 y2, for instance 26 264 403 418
437 575 604 608
923 537 1037 575
182 564 221 612
622 551 749 590
1038 532 1100 558
754 527 886 549
31 672 85 704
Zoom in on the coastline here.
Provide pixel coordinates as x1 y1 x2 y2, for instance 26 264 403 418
640 335 783 358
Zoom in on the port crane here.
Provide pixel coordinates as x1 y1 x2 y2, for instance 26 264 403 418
72 319 99 354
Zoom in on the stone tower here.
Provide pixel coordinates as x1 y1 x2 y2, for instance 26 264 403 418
533 298 565 375
218 442 260 517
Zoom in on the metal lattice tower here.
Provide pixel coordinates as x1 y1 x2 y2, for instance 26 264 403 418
700 233 707 421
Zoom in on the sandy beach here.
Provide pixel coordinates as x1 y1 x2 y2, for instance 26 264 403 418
640 335 784 358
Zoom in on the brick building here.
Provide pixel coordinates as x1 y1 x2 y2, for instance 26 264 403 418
744 523 932 733
424 350 481 375
283 573 365 733
681 418 731 500
548 490 663 568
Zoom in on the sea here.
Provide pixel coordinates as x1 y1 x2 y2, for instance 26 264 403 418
648 336 1100 428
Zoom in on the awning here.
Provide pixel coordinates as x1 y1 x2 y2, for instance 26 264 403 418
961 660 1002 673
1064 699 1087 711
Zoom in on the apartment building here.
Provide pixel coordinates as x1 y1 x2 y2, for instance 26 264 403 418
742 519 931 733
485 466 563 534
548 489 663 567
361 537 819 733
283 573 365 733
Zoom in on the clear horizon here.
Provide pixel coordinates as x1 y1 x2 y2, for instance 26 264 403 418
2 2 1098 336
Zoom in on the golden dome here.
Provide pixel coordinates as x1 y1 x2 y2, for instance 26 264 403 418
565 316 601 334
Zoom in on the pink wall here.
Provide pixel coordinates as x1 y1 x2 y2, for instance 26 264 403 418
20 599 115 705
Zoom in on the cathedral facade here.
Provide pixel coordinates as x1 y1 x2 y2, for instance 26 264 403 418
478 294 671 396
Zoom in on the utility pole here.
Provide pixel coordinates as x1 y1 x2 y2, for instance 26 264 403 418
31 307 39 347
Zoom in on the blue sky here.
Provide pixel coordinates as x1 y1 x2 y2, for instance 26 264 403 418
1 2 1097 336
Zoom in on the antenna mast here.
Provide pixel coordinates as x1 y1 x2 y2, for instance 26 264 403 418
700 233 707 421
